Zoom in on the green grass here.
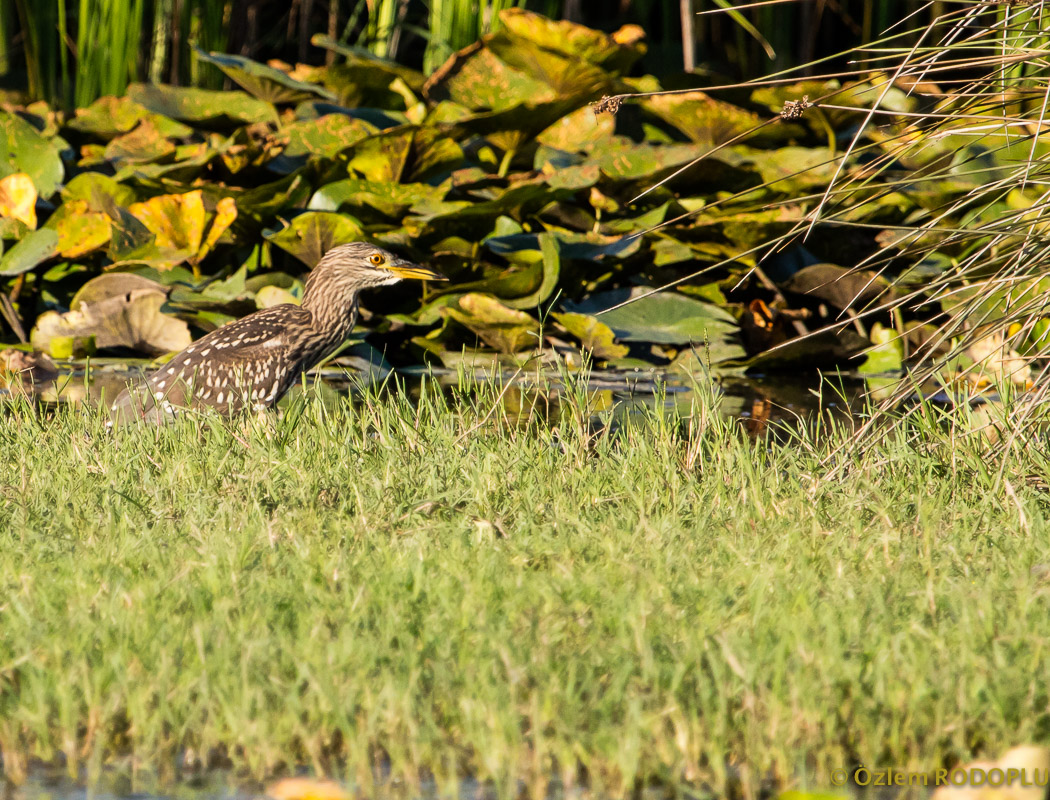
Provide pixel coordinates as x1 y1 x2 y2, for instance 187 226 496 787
2 377 1050 797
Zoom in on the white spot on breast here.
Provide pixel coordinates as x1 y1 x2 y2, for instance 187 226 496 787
216 391 224 404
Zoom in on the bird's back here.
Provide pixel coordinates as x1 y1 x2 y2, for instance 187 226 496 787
109 303 315 425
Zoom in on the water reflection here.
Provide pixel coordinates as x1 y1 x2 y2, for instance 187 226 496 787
0 355 869 436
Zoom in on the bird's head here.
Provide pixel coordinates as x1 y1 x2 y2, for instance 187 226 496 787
311 242 446 292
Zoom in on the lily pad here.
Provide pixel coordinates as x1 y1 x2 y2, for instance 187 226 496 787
0 227 58 275
32 273 191 356
67 95 192 139
536 104 615 153
486 28 611 98
642 91 766 146
553 311 628 360
128 190 207 253
0 111 64 198
127 83 277 126
0 172 37 228
45 200 112 258
424 43 556 111
264 212 366 267
346 127 415 182
497 9 646 74
485 231 639 261
196 50 336 105
281 114 376 159
103 120 177 165
566 287 739 346
62 172 137 210
858 322 904 375
585 137 722 182
445 293 541 353
309 178 449 217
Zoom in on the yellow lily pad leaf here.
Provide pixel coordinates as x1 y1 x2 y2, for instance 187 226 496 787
45 199 112 258
129 190 206 253
553 311 628 360
255 285 300 309
194 196 237 264
445 292 541 353
0 172 37 229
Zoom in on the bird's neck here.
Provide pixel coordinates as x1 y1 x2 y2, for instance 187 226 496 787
302 287 361 354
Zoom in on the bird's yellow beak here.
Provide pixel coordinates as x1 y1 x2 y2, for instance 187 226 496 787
387 263 448 281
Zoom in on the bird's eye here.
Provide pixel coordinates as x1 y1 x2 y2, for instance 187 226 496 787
368 253 385 266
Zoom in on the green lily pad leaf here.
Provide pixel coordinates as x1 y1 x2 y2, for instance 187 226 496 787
566 288 739 346
553 312 628 360
424 43 556 111
736 146 841 192
642 91 767 146
669 340 748 372
0 112 64 198
0 227 58 275
536 104 615 153
497 8 646 74
409 126 466 182
406 182 555 240
244 271 304 296
169 263 248 306
264 212 366 267
103 120 177 165
0 217 29 241
544 163 601 190
32 273 191 356
445 292 541 353
127 83 278 126
309 178 449 217
858 322 904 375
62 172 137 210
44 200 111 258
281 114 376 159
440 96 587 155
435 231 560 308
195 50 336 105
311 36 426 90
781 263 896 311
586 137 740 184
67 95 192 139
485 29 611 98
208 171 313 226
387 293 464 326
485 231 639 261
346 127 415 182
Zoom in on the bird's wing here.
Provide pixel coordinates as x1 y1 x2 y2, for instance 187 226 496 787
109 304 312 424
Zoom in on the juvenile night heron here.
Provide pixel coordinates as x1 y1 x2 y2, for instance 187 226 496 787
109 242 445 425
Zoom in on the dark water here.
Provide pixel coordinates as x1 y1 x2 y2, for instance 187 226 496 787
0 355 870 436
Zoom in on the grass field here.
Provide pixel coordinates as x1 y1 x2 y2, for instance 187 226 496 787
1 377 1050 798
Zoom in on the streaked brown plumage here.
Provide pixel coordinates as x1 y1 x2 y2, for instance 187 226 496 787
109 242 444 425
